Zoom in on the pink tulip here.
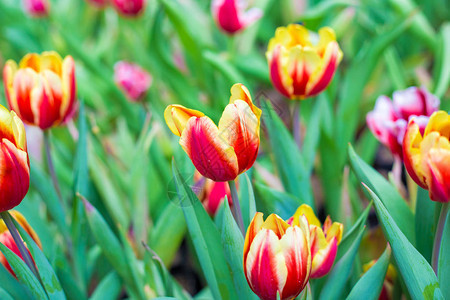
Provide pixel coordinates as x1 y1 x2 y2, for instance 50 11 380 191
212 0 262 34
114 61 152 101
23 0 49 17
112 0 145 16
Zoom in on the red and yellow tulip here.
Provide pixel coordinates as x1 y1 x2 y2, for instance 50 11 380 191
164 84 261 182
0 211 41 275
243 212 311 300
3 51 77 130
289 204 343 278
403 111 450 202
266 24 343 99
0 105 30 212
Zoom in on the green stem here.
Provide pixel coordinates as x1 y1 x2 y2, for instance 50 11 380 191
43 131 63 202
0 211 41 281
432 202 449 274
293 101 302 149
228 180 245 236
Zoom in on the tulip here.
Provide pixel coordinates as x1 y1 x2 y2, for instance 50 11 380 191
403 111 450 202
112 0 145 16
0 211 41 275
211 0 262 34
194 171 233 215
362 260 397 300
3 52 77 130
367 87 440 158
114 61 152 101
0 105 30 212
243 212 311 300
288 204 343 278
266 24 343 99
23 0 50 17
164 83 261 182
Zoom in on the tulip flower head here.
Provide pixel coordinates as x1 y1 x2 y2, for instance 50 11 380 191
114 61 152 102
244 212 311 300
0 211 41 275
211 0 263 34
288 204 343 278
3 52 77 130
0 105 30 212
194 172 233 215
403 111 450 202
23 0 50 17
164 84 261 182
363 260 397 300
367 87 440 159
112 0 145 16
266 24 343 100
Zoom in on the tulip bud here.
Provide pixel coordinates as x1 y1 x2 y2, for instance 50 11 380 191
211 0 262 34
112 0 145 16
244 212 311 300
266 24 343 99
114 61 152 102
3 52 77 130
164 84 261 182
403 111 450 202
194 171 233 215
0 211 41 276
0 106 30 212
288 204 343 278
23 0 50 17
367 87 439 159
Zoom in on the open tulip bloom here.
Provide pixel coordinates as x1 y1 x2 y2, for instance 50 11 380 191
164 83 261 182
3 52 77 130
266 24 343 100
244 212 311 300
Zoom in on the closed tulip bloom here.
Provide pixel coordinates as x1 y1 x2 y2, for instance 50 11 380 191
23 0 50 17
367 87 439 158
0 105 30 212
0 211 41 275
266 24 343 99
244 212 311 300
112 0 145 16
212 0 262 34
403 111 450 202
3 52 77 130
288 204 343 278
165 84 261 182
114 61 152 101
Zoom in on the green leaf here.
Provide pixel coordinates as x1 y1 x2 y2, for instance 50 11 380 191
90 272 122 300
218 198 258 300
433 23 450 99
346 247 391 300
364 184 444 299
260 100 314 209
238 174 257 229
302 96 325 174
14 219 66 300
0 287 15 300
254 182 301 220
438 203 450 299
319 225 365 300
415 187 436 263
348 145 415 243
172 160 237 300
0 243 48 300
0 264 33 299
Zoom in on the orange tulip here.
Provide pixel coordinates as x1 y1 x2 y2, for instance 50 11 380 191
403 111 450 202
0 211 41 275
289 204 343 278
266 24 343 99
164 83 261 182
3 51 77 130
0 105 30 212
243 212 311 300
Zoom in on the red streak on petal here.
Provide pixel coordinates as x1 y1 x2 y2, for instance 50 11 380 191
269 47 291 98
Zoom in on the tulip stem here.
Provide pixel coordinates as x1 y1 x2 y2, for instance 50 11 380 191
0 211 41 282
43 131 63 202
432 202 449 275
293 101 302 149
228 180 245 236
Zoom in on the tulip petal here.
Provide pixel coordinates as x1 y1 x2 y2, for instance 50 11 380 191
288 45 321 98
403 119 427 188
40 51 63 76
261 214 290 239
229 83 261 120
0 139 30 212
244 212 264 266
180 116 239 181
218 100 259 173
60 55 76 123
291 204 321 227
11 69 41 125
424 111 450 137
310 232 337 278
164 105 205 136
425 146 450 202
268 45 292 98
